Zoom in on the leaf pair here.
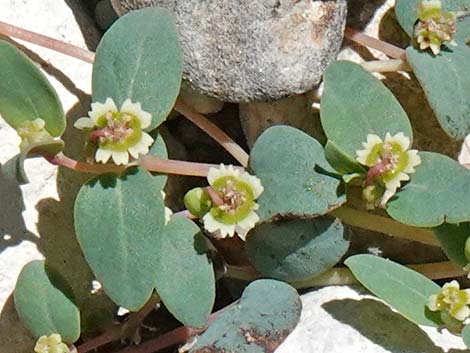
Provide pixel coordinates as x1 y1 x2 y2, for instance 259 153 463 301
246 125 349 282
74 167 215 328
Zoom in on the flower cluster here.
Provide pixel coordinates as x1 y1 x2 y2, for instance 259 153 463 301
184 165 263 240
355 132 421 208
74 98 154 165
17 118 54 150
414 0 457 55
34 334 70 353
428 281 470 332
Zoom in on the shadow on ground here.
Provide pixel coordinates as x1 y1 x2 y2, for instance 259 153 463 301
323 298 469 353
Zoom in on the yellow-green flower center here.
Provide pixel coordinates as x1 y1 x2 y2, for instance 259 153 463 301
93 111 142 152
209 176 256 225
365 141 409 183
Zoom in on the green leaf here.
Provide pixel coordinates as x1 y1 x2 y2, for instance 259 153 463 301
155 216 215 328
324 140 365 175
320 61 412 168
387 152 470 227
14 260 80 343
148 133 168 189
433 223 469 267
395 0 469 37
345 254 441 327
406 45 470 140
0 40 65 136
462 324 470 348
92 8 183 130
74 168 166 311
190 279 301 353
249 126 345 222
246 217 349 281
2 140 64 184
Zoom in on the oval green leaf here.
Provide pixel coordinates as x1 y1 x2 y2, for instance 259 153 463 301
387 152 470 227
0 40 65 136
190 279 301 353
148 133 168 189
14 260 80 343
433 223 469 267
249 125 345 222
246 217 349 282
345 254 441 327
462 323 470 348
406 45 470 141
74 168 166 311
155 215 215 328
320 61 412 167
92 7 183 130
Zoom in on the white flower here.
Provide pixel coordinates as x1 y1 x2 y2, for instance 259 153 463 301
74 98 154 165
17 118 55 150
428 280 470 321
34 334 70 353
202 164 263 240
414 0 457 55
356 132 421 207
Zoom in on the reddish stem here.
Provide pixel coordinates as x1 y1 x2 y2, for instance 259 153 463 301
140 156 244 177
0 20 95 63
44 153 125 174
344 27 406 60
174 210 198 219
113 310 223 353
174 98 249 168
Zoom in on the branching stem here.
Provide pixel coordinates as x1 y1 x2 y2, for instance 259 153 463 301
226 262 465 288
0 20 95 63
330 206 439 247
45 153 243 178
77 295 160 353
174 99 249 167
344 27 406 60
361 59 412 73
140 156 244 177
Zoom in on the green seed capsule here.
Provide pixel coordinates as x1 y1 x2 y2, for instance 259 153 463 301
184 187 213 219
464 236 470 262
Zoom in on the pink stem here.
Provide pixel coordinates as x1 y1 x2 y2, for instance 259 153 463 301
140 156 244 177
113 310 223 353
344 27 406 60
0 20 95 63
174 98 249 168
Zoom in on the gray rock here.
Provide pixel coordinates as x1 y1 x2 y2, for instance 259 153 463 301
111 0 347 102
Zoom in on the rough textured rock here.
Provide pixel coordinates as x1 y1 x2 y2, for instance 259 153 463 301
111 0 347 102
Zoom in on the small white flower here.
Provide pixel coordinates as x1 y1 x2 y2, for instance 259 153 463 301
414 0 457 55
74 98 154 165
356 132 421 207
428 280 470 321
202 164 263 240
17 118 55 150
34 334 70 353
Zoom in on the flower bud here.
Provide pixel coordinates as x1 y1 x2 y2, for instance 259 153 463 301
184 187 213 219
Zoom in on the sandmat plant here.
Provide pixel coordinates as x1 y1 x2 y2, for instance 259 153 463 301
2 1 470 352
